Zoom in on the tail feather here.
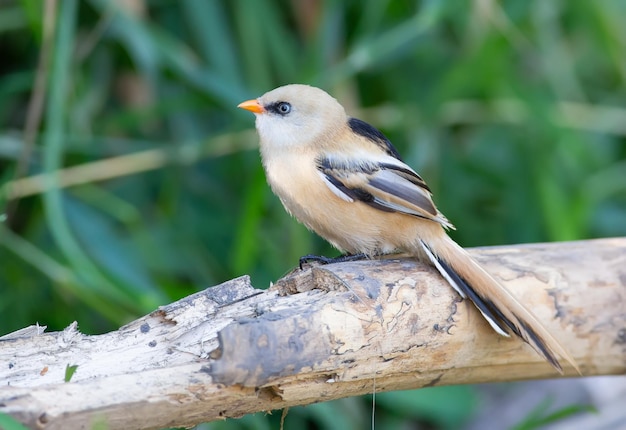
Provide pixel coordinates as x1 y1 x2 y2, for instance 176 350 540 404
419 238 580 375
420 240 510 337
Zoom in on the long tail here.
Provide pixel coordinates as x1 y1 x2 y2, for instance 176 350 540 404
418 236 580 374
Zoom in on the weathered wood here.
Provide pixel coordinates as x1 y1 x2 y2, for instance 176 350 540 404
1 238 625 430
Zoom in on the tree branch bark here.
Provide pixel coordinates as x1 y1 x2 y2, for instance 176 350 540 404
1 238 625 430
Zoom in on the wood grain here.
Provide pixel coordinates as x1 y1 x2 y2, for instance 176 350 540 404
1 238 624 430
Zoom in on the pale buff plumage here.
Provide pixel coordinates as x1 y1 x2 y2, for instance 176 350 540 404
238 84 579 374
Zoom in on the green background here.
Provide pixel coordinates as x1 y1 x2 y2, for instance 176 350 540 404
1 0 624 429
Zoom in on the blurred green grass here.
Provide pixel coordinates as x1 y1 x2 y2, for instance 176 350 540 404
1 0 624 429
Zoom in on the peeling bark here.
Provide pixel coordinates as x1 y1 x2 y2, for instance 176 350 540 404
1 238 625 430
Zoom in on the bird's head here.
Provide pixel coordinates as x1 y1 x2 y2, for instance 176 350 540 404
238 84 347 151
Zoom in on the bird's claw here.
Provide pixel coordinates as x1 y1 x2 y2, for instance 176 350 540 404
299 253 367 270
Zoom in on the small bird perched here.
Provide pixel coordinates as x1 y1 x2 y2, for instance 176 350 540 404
238 84 578 374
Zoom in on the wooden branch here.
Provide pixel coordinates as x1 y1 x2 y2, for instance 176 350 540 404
1 238 625 430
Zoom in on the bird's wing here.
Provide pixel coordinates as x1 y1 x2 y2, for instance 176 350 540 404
316 154 454 229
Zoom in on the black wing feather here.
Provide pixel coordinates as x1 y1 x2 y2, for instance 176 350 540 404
320 170 397 213
348 118 403 160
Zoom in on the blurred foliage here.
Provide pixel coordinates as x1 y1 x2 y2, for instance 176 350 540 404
510 398 597 430
0 412 30 430
0 0 624 429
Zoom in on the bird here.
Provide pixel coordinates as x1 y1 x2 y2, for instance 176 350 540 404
238 83 579 374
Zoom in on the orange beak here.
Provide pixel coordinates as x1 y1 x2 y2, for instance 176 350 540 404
237 99 265 114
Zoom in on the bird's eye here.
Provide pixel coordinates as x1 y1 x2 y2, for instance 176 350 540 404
277 102 291 115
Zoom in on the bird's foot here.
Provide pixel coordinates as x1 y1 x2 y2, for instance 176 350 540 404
299 253 368 270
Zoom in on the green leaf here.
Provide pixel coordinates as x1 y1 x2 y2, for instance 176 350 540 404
64 364 79 382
